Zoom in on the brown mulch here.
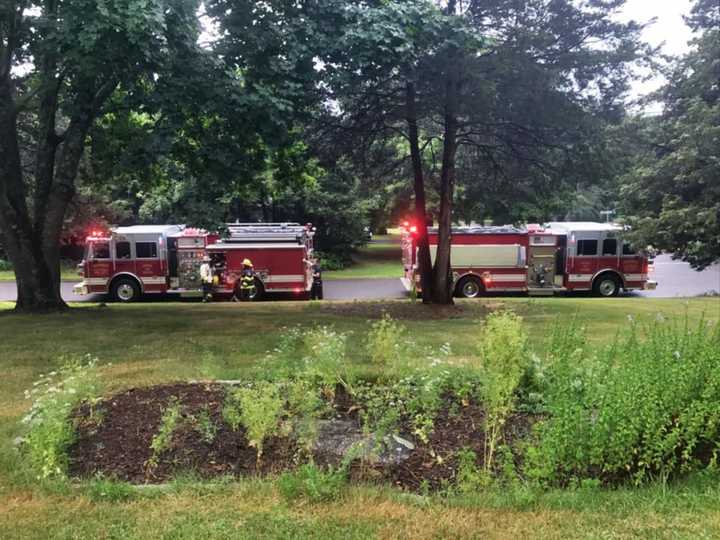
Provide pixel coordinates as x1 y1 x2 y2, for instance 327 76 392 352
68 383 536 489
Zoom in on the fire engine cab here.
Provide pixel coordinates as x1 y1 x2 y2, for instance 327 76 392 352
73 223 316 302
401 221 657 297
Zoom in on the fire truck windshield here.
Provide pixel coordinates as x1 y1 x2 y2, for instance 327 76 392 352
89 242 110 259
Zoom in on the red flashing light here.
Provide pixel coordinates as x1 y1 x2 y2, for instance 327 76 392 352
294 287 302 293
402 221 410 228
409 225 418 234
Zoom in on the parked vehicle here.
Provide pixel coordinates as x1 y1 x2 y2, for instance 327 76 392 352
73 223 316 302
400 221 657 297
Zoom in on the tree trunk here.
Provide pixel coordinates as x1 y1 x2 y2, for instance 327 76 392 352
432 4 460 305
405 81 433 303
0 76 66 311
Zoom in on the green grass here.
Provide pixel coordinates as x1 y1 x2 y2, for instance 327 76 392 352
1 297 720 538
324 237 402 280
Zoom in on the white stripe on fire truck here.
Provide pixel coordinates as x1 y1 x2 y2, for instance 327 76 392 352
624 274 647 281
140 277 167 285
265 274 305 283
84 278 108 285
568 274 593 282
487 274 526 281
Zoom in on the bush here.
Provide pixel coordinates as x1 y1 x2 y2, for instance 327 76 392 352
224 382 285 465
21 356 100 479
277 463 347 503
0 258 12 271
313 251 348 271
527 317 720 486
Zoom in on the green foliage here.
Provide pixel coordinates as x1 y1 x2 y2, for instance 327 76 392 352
619 6 720 269
366 314 409 370
193 407 217 444
0 259 12 271
528 318 720 486
21 357 99 479
85 476 136 503
277 463 347 503
476 312 528 472
224 382 285 465
147 398 183 468
454 448 487 494
285 379 327 454
302 327 352 396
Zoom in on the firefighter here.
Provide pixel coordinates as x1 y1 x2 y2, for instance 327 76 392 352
310 257 323 300
238 258 256 301
200 255 214 302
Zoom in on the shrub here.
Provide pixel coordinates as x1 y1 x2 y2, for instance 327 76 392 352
476 311 528 472
0 258 12 271
527 317 720 486
225 382 285 466
277 463 347 503
21 356 99 479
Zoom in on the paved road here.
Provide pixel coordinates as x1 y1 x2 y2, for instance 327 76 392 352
0 255 717 302
633 254 719 298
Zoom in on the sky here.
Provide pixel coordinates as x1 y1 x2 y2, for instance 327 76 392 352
616 0 695 104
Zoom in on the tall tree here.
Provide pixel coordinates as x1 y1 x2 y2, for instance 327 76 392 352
321 0 646 303
0 0 201 311
619 0 720 269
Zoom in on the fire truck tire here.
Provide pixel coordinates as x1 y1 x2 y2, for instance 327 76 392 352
593 273 621 297
111 277 141 303
456 275 484 298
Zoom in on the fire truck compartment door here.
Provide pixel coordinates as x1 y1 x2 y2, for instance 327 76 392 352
429 244 525 268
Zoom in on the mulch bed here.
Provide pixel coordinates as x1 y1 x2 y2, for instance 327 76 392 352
68 382 535 489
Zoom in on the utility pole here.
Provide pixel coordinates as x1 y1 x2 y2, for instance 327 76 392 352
600 210 615 223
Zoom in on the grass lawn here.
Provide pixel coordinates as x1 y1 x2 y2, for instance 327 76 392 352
324 237 402 280
1 297 720 538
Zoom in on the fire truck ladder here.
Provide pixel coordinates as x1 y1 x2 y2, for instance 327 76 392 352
224 223 310 244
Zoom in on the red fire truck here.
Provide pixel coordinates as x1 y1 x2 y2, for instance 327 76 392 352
73 223 316 302
401 221 657 297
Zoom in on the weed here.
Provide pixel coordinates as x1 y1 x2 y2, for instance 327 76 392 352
225 382 284 466
302 326 352 397
277 462 347 503
21 356 100 479
86 475 136 502
454 448 488 493
147 398 182 469
476 311 528 473
285 379 327 455
366 314 409 369
193 406 217 444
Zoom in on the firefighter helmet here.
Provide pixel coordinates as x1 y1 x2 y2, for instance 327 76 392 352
242 258 253 267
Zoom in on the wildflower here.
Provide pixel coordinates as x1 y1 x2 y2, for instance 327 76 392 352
673 351 681 360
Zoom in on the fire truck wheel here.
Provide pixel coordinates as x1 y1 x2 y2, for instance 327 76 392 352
456 275 483 298
111 277 141 303
593 273 621 297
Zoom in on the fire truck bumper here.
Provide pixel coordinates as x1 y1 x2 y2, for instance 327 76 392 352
644 280 658 291
73 282 89 296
